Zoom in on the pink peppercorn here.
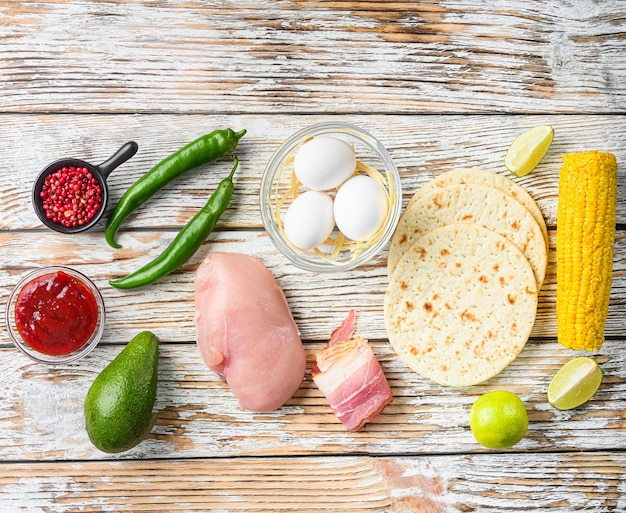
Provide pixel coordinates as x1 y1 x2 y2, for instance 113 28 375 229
40 166 102 228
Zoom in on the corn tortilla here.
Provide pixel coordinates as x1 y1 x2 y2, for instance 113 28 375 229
405 168 548 250
388 183 547 288
385 223 538 387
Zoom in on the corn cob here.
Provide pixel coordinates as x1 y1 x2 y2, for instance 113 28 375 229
556 151 617 351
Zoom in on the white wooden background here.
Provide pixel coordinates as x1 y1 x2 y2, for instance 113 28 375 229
1 1 625 512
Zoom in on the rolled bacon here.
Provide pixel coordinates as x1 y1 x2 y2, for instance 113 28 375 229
311 311 393 432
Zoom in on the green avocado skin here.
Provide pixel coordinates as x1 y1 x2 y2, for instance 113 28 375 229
84 331 159 453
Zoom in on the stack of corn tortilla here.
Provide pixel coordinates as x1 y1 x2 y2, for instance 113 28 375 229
384 169 547 387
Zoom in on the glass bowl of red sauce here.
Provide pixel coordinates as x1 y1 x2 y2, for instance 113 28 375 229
5 267 105 364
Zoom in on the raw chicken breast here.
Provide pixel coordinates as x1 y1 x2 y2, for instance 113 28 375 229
194 252 306 412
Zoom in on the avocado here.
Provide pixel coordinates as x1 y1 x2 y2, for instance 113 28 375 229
84 331 159 453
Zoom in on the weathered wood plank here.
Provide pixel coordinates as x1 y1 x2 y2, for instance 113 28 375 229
1 453 625 512
0 341 624 461
1 229 625 341
1 3 625 511
1 114 625 233
0 1 624 114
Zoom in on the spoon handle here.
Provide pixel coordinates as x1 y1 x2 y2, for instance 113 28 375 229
97 141 138 179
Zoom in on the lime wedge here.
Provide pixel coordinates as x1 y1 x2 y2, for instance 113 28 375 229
547 356 603 410
505 125 554 177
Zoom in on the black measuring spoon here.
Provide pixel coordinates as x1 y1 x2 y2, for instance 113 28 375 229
32 141 138 234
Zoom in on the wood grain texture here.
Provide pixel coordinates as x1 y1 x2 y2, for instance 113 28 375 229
1 1 625 511
1 453 625 512
0 341 624 461
0 1 624 115
1 114 625 232
1 228 625 342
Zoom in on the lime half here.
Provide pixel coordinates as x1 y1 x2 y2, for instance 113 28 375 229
505 125 554 177
547 356 603 410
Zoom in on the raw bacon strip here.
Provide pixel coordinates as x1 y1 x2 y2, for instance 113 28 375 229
312 313 392 432
328 309 356 346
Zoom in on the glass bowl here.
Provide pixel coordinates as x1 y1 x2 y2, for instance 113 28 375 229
5 266 106 364
260 122 402 272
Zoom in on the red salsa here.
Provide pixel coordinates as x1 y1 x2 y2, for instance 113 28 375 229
15 270 99 356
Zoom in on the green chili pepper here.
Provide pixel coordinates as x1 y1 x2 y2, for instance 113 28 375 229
109 158 239 290
105 128 246 249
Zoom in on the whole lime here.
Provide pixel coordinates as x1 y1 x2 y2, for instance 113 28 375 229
469 390 528 449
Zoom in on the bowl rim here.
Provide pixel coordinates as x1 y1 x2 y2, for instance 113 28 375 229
260 121 402 272
5 266 106 365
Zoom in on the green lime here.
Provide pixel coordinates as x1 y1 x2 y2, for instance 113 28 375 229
547 356 603 411
469 390 528 449
505 125 554 177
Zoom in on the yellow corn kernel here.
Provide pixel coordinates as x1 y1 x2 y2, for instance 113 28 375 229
556 151 617 351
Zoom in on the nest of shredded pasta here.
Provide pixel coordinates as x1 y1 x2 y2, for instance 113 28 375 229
270 143 397 266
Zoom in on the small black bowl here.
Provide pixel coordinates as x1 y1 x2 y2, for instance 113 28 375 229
32 141 138 234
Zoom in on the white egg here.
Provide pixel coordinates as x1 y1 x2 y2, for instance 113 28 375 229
293 136 356 191
334 175 388 241
283 191 335 251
